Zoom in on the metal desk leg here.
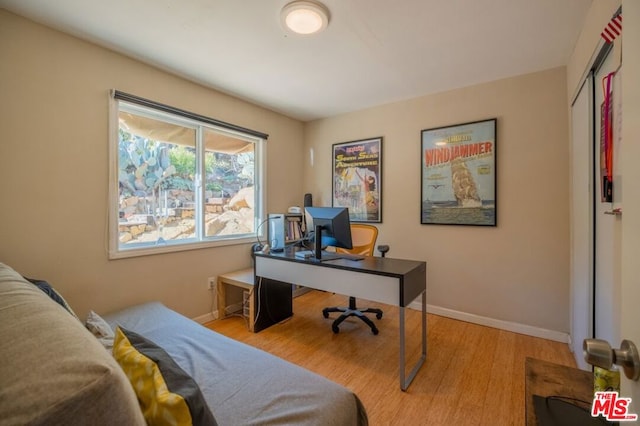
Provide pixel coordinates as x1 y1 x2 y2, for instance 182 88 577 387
399 290 427 391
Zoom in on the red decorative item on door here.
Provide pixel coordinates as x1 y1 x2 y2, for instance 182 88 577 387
600 72 615 203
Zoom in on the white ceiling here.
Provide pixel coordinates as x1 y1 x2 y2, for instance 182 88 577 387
0 0 593 121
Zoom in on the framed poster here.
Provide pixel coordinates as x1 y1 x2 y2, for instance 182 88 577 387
421 119 496 226
332 137 382 223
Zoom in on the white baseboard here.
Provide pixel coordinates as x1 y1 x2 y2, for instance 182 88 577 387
193 302 245 325
409 301 570 344
193 311 216 324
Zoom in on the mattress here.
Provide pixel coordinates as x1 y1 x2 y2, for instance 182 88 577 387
104 302 368 426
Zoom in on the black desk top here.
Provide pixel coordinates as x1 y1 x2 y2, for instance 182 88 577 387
256 246 426 278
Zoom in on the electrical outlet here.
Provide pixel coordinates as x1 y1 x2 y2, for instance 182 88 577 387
207 277 217 290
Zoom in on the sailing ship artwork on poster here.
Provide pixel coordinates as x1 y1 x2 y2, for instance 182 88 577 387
421 119 496 226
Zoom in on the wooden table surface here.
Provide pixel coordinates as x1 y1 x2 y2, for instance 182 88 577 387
525 357 593 425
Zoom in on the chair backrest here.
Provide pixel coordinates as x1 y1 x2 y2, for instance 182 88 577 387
336 224 378 256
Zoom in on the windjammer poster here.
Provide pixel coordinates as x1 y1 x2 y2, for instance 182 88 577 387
421 119 496 226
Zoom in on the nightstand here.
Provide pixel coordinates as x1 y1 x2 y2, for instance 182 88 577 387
525 357 594 425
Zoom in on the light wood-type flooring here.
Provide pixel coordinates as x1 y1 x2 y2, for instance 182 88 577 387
206 289 577 425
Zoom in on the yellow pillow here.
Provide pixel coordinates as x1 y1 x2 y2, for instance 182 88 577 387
113 326 217 426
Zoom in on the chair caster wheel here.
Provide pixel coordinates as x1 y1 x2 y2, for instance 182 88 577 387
376 312 383 320
332 325 340 334
322 310 329 319
371 327 379 335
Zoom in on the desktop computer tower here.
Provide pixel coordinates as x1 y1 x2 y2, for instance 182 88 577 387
268 214 285 251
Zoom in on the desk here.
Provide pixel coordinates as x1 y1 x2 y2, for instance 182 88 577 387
255 248 427 391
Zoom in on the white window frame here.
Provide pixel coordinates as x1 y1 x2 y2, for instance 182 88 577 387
108 91 266 259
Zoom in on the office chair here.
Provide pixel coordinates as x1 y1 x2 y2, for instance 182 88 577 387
322 224 385 335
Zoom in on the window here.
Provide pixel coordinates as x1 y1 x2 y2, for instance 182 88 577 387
109 91 267 258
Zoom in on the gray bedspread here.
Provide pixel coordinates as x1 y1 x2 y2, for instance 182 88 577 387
104 302 368 426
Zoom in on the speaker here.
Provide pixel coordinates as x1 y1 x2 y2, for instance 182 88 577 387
304 193 313 207
268 214 285 251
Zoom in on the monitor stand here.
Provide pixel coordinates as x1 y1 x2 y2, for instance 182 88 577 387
314 224 323 260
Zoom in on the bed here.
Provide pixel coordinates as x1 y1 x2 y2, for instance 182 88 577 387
104 301 368 425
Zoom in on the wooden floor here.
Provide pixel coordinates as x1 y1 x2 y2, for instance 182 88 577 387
206 290 577 426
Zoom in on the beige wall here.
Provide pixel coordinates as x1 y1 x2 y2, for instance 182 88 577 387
0 10 304 320
0 8 574 335
304 68 570 333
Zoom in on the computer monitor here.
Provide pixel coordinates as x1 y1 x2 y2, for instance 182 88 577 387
305 207 353 260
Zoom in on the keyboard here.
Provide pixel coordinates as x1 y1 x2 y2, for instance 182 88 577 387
294 250 314 259
336 253 365 261
294 250 363 261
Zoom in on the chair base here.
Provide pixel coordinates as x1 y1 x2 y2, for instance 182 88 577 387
322 296 383 335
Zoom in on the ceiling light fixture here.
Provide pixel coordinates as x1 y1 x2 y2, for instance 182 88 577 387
281 0 330 35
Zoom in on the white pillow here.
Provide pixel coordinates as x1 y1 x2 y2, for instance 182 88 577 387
85 310 115 351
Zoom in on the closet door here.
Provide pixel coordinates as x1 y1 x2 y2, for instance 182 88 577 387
593 48 621 345
570 77 593 370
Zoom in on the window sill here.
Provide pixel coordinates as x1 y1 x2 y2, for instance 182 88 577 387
108 236 261 260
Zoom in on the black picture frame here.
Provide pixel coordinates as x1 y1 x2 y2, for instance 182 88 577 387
332 137 382 223
421 119 497 226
